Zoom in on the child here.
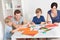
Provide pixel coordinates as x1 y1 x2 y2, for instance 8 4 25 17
32 8 45 25
4 17 19 40
4 17 13 40
4 17 27 40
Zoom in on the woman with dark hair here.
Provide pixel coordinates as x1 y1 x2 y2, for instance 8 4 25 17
47 2 60 23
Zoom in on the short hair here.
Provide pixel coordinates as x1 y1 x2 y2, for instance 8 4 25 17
5 17 11 23
51 2 58 8
14 10 21 15
35 8 42 13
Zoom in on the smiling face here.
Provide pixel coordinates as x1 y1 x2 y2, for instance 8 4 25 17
36 11 42 16
14 10 22 21
5 17 13 26
51 2 58 13
14 13 21 21
51 6 57 13
36 8 42 17
7 21 12 26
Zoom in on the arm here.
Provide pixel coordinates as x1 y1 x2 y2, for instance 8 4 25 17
11 28 19 33
40 16 46 25
12 22 22 29
12 23 19 28
31 22 35 25
41 22 46 25
23 18 28 25
46 13 52 23
32 17 36 25
11 27 22 33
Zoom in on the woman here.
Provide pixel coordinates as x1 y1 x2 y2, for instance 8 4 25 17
47 2 60 40
47 2 60 23
32 8 45 25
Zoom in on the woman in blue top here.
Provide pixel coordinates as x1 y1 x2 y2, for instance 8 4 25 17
47 2 60 23
32 8 45 25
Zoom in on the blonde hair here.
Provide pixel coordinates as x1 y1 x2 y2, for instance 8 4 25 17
5 17 11 23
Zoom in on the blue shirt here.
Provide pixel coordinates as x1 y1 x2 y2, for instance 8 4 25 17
48 10 60 23
4 25 12 40
32 16 45 24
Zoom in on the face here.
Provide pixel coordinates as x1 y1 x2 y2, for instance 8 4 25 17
51 6 57 13
7 22 12 26
14 13 21 20
36 11 42 16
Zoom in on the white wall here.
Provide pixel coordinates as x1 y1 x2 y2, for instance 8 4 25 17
21 0 31 21
0 0 4 40
22 0 60 21
0 22 3 40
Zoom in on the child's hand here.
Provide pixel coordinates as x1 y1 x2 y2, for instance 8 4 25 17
41 22 46 25
31 22 36 26
10 30 14 34
11 29 18 33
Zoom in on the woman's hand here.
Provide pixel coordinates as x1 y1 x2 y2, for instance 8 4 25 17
46 14 52 24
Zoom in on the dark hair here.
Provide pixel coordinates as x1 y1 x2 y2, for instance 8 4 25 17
36 8 42 13
51 2 58 8
14 10 21 15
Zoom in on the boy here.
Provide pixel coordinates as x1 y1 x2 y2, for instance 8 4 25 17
32 8 45 25
4 17 18 40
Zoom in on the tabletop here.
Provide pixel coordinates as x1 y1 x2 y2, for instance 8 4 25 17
11 23 60 40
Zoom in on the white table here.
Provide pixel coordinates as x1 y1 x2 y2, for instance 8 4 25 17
11 24 60 40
